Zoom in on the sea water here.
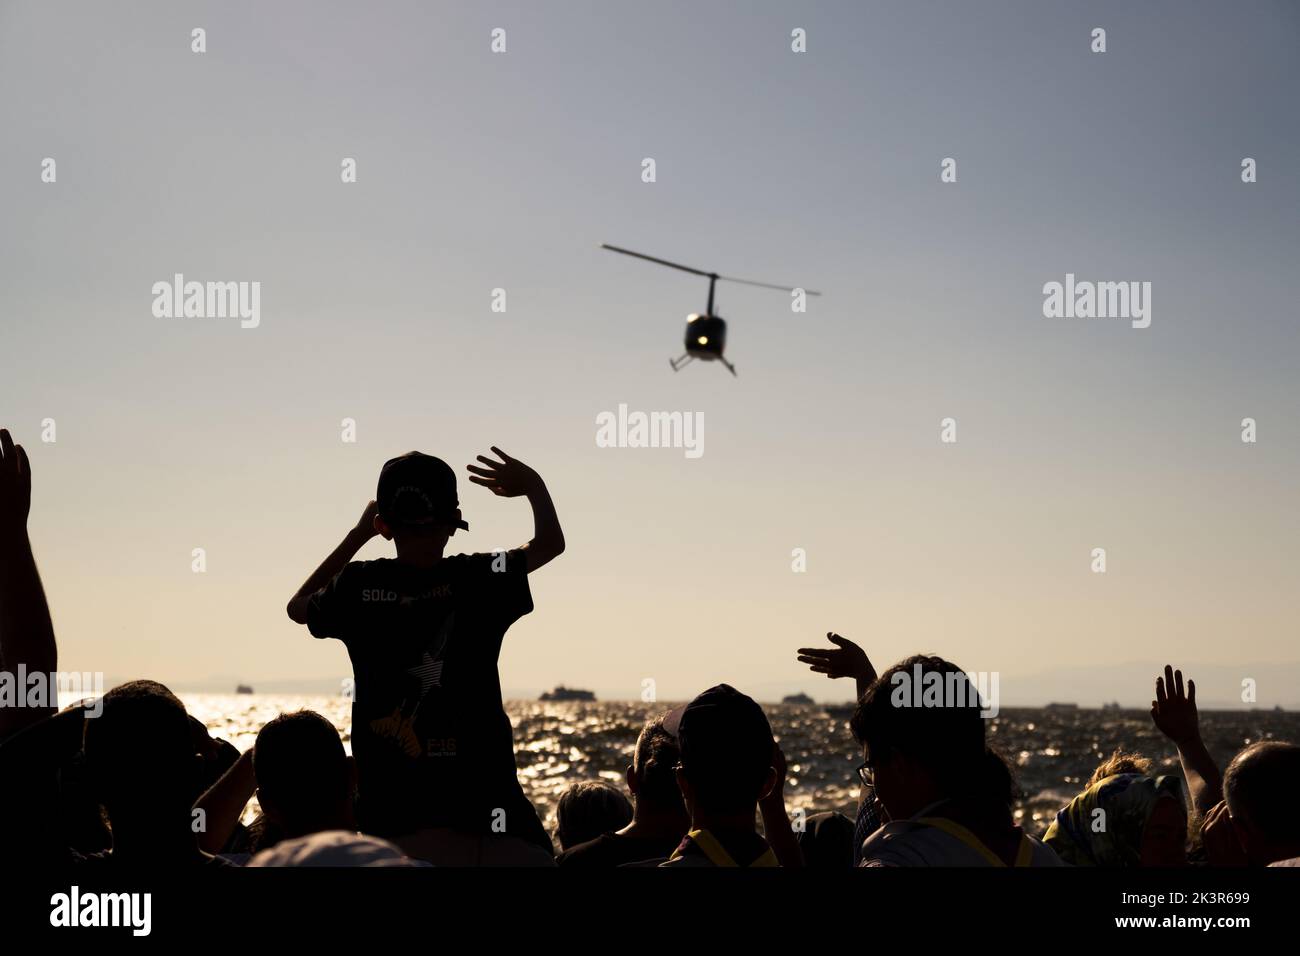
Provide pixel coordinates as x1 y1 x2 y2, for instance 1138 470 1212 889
179 694 1300 835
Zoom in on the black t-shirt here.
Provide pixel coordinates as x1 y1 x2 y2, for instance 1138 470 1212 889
306 551 533 838
555 831 683 868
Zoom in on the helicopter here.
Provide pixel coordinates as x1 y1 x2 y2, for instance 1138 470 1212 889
600 243 820 376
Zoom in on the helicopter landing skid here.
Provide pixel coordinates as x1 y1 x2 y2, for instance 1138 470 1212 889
669 353 736 376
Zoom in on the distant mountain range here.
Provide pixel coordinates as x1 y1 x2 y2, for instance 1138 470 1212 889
159 659 1300 709
737 660 1300 710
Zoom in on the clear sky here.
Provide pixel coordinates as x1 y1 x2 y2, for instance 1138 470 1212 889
2 1 1297 706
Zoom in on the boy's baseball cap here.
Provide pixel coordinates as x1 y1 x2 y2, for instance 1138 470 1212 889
377 452 469 531
663 684 774 782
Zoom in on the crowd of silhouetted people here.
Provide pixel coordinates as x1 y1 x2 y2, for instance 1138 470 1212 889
2 428 1298 868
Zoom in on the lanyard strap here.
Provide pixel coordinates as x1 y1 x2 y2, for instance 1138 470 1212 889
670 829 779 867
916 816 1032 867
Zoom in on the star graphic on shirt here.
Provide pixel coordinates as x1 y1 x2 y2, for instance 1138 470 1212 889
406 612 455 702
407 652 444 696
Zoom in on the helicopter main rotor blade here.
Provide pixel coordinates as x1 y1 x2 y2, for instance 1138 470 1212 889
600 244 714 278
717 275 822 296
601 243 822 296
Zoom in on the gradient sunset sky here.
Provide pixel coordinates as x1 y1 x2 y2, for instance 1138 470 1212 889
2 1 1297 705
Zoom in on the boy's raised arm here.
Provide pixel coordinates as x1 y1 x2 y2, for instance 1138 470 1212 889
286 501 378 624
466 447 565 573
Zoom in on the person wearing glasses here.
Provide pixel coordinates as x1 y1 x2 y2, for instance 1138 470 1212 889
798 634 1065 867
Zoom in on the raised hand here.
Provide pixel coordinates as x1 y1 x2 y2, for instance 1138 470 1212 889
0 428 32 535
1150 664 1222 817
1151 664 1199 747
466 447 542 498
0 427 54 737
352 499 380 541
796 632 877 685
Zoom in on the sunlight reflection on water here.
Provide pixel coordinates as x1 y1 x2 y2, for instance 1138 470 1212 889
180 694 1300 833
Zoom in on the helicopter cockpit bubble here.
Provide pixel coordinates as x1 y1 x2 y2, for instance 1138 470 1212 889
685 314 727 360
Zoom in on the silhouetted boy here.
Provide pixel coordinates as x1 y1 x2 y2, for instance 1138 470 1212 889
287 447 564 852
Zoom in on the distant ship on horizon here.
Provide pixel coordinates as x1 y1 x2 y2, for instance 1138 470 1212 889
235 684 254 695
1044 702 1078 711
539 685 596 702
782 692 815 705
